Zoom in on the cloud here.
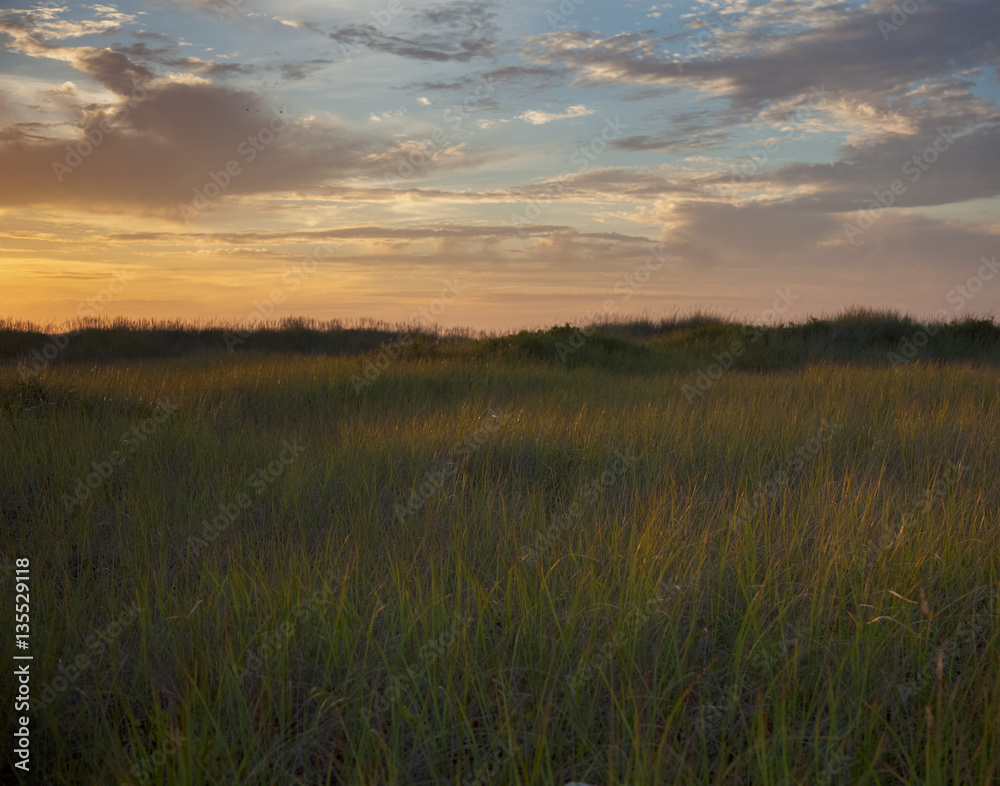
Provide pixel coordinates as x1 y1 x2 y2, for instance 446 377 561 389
518 104 594 125
92 222 674 281
326 0 501 62
105 223 651 244
274 59 334 82
132 31 171 42
648 199 1000 281
523 1 999 113
694 79 1000 214
406 64 568 93
112 42 256 78
0 19 155 95
0 4 136 40
512 1 1000 214
0 23 416 217
613 127 731 153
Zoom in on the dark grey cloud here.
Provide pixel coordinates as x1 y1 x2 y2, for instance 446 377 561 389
616 85 678 102
499 166 702 203
113 42 255 77
406 64 567 92
613 101 739 152
769 118 1000 213
103 225 670 271
327 0 501 62
106 223 597 243
0 19 155 95
328 28 492 63
0 121 50 142
131 31 171 42
660 200 999 279
75 48 155 94
694 75 1000 214
0 85 328 211
276 59 334 82
614 128 731 153
524 1 999 112
519 2 1000 211
0 38 418 216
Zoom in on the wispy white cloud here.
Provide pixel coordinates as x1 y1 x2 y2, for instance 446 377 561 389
517 104 594 125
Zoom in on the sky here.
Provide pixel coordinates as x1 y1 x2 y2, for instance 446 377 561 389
0 0 998 332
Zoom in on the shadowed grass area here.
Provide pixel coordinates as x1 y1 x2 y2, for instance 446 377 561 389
4 308 1000 375
1 313 998 784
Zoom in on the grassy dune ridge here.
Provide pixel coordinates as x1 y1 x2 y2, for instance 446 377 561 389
1 312 999 784
4 308 1000 372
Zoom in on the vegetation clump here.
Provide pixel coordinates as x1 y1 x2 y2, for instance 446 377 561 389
1 308 998 783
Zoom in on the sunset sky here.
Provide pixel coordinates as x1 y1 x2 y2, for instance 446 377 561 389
1 0 998 331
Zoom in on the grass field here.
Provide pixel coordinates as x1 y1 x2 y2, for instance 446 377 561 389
2 312 999 784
